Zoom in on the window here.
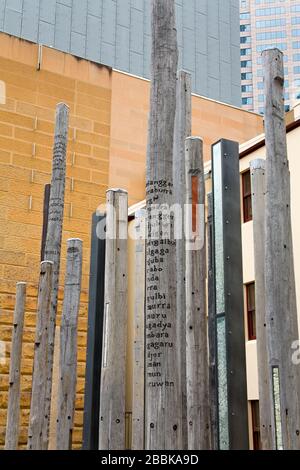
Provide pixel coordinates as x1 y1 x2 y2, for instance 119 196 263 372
251 401 262 451
242 97 253 105
241 36 251 44
242 170 252 223
294 65 300 73
257 81 264 89
246 282 256 340
241 48 252 56
240 24 251 32
241 60 252 68
256 18 286 28
241 72 253 80
241 12 250 20
257 31 286 41
256 6 285 16
241 85 253 92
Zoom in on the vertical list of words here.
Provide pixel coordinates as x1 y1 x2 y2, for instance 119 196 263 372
146 179 176 389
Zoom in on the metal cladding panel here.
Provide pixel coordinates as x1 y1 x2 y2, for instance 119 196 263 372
212 139 249 450
0 0 241 106
82 213 106 450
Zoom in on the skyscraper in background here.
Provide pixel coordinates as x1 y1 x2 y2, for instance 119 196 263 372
0 0 241 107
240 0 300 114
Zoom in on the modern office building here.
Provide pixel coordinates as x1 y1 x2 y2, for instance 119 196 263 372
240 0 300 114
0 0 241 107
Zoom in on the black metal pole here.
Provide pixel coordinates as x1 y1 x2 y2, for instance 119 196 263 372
82 213 106 450
211 139 249 450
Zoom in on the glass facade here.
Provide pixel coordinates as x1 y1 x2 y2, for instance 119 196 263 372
240 0 300 113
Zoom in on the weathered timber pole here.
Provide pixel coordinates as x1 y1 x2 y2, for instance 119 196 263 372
250 159 275 450
56 239 83 450
132 210 146 450
173 70 192 449
185 137 210 450
42 103 69 448
145 0 181 450
99 189 128 450
263 48 300 450
207 192 218 450
27 261 53 450
4 282 26 450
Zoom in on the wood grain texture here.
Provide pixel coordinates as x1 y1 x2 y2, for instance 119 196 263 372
263 48 300 449
132 210 146 450
4 282 26 450
173 70 192 449
27 261 53 450
145 0 182 450
56 239 83 450
42 103 69 449
250 159 275 450
185 137 210 450
99 189 128 450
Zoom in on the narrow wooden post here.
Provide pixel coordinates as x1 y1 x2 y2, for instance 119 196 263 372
132 209 146 450
207 192 218 450
27 261 53 450
99 189 128 450
4 282 26 450
173 70 192 449
56 239 83 450
185 137 210 449
263 48 300 449
42 103 69 447
250 159 275 450
145 0 181 450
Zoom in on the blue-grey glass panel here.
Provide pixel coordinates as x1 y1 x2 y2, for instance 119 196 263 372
213 142 225 315
217 315 229 450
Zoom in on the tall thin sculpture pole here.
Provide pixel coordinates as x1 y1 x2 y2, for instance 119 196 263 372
5 282 26 450
132 210 146 450
145 0 182 450
173 70 192 449
42 103 69 448
250 159 275 450
263 48 300 450
27 261 53 450
99 189 128 450
185 137 210 449
56 239 83 450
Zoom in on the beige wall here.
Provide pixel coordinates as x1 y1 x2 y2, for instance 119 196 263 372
240 125 300 407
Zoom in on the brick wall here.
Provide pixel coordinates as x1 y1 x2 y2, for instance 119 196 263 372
0 33 112 449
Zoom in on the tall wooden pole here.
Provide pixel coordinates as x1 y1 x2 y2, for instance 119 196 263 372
4 282 26 450
42 102 69 447
145 0 181 450
27 261 53 450
263 48 300 450
132 210 146 450
56 239 83 450
185 137 210 449
173 70 192 449
99 189 128 450
207 192 218 450
250 159 275 450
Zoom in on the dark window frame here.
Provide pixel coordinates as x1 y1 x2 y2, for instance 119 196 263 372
242 169 253 223
251 400 262 450
246 282 256 341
